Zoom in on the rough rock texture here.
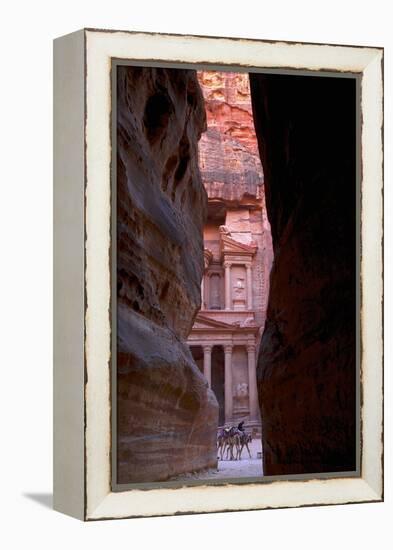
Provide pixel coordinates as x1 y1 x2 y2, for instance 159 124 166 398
250 73 357 475
197 71 273 331
117 66 218 483
197 71 264 204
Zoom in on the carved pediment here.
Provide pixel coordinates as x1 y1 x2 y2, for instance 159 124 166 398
220 234 257 256
191 313 258 332
192 314 236 330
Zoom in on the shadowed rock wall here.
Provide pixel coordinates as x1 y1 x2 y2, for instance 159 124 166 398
250 73 357 475
117 66 218 483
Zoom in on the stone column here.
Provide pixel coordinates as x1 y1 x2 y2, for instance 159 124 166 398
246 263 253 310
224 345 233 424
247 343 259 421
201 274 205 310
203 345 212 388
224 262 232 310
205 273 210 309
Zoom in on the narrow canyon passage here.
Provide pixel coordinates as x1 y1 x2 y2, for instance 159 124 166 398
186 70 272 479
116 65 357 484
116 66 272 483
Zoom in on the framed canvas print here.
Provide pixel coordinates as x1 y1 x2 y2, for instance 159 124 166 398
53 29 383 520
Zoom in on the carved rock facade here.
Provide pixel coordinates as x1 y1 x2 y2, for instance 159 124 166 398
188 72 273 434
117 66 218 483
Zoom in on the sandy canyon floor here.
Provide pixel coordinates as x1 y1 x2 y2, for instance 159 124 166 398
170 438 263 481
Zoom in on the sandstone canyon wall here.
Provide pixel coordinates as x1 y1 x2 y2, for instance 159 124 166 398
198 71 264 202
117 66 218 483
250 73 357 474
197 71 273 328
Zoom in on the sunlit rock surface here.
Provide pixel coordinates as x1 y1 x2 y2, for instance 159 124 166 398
198 71 264 205
196 71 273 331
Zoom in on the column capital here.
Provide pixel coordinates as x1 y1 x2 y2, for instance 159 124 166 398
224 344 233 354
247 344 256 353
203 345 212 353
223 261 232 268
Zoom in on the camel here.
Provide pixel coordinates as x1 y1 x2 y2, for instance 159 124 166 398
225 433 239 461
217 427 249 461
217 431 227 460
217 427 239 460
235 432 252 460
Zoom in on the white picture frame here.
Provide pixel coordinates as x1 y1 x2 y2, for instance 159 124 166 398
53 28 383 521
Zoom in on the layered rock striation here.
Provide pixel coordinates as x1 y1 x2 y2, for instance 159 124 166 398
197 71 273 330
117 66 218 483
197 71 264 205
250 73 357 474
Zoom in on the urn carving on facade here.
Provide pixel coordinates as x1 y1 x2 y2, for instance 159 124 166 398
233 277 246 310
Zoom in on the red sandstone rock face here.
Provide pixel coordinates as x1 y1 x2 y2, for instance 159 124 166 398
199 71 259 154
250 73 357 475
197 71 273 334
117 66 218 483
198 71 264 204
117 305 218 483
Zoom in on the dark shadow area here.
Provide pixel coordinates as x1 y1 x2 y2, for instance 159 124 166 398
250 72 357 475
211 346 225 426
23 492 53 509
190 345 204 373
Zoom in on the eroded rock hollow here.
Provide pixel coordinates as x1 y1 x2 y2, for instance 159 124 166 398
250 73 357 474
117 66 218 483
